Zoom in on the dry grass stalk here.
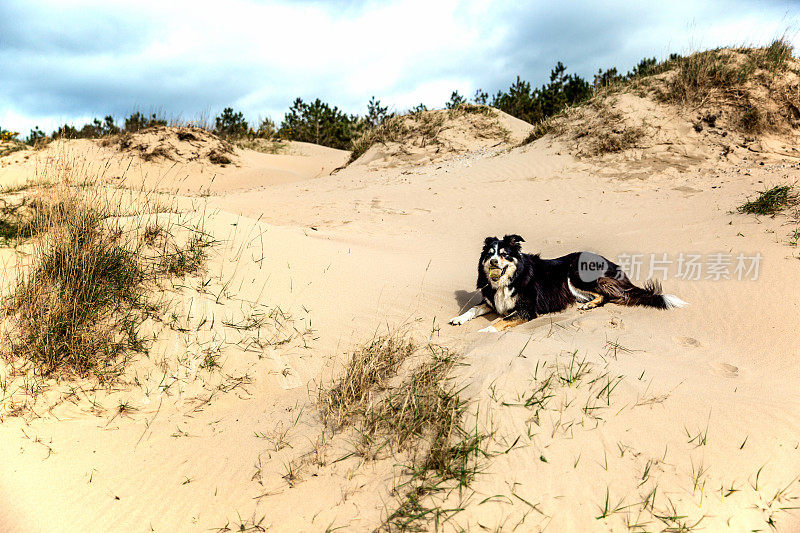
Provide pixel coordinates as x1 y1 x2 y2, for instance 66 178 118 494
319 335 415 429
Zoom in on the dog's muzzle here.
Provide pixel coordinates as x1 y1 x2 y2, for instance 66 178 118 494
488 265 507 281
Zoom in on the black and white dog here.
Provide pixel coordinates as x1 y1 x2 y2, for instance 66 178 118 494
449 235 687 332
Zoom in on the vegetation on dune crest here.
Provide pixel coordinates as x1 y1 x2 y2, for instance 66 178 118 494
99 126 236 165
517 38 800 153
1 127 26 157
349 103 509 163
646 41 799 135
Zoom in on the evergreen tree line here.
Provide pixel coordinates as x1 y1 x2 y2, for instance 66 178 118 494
5 55 678 149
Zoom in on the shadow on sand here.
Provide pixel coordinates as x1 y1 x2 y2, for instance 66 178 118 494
453 289 483 314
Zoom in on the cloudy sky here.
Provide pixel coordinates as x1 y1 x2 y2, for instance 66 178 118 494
1 0 798 134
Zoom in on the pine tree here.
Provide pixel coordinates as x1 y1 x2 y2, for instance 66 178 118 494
214 107 249 138
366 96 389 127
278 98 359 150
445 91 466 109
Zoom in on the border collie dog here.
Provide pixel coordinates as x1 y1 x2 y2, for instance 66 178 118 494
449 235 687 332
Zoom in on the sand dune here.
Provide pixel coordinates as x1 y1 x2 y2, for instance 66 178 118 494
1 82 800 532
0 131 349 196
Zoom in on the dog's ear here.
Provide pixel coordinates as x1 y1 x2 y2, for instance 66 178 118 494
503 234 525 248
483 236 498 248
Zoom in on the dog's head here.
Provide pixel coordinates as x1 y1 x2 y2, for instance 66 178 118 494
479 234 525 287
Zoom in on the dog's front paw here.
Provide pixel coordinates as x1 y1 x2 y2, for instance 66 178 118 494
449 314 468 325
478 325 498 333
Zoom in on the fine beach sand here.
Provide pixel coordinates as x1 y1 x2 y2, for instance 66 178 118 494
1 84 799 531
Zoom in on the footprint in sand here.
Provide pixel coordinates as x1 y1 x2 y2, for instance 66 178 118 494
266 348 302 390
570 316 599 332
711 362 739 378
570 314 623 332
675 336 701 348
672 185 703 196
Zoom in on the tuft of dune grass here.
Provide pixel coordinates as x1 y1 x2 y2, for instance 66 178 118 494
319 335 415 429
738 185 795 215
349 116 409 163
1 172 214 384
319 335 486 530
4 188 147 379
159 233 209 276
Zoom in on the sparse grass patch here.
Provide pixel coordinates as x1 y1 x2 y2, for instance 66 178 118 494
200 347 222 371
376 349 486 531
140 144 172 162
101 127 236 166
0 218 25 243
738 185 794 215
414 112 447 143
207 149 232 165
739 104 763 133
535 97 646 157
761 38 793 73
159 233 211 277
591 126 644 155
446 103 495 117
789 226 800 247
142 223 163 245
0 170 218 404
319 336 486 531
349 116 409 162
0 142 26 158
362 345 458 451
235 139 290 155
349 106 509 164
522 114 565 144
0 200 35 244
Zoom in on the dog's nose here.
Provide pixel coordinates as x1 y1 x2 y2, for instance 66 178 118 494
490 258 499 266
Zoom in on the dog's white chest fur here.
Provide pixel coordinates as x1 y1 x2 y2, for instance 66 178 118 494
493 286 517 316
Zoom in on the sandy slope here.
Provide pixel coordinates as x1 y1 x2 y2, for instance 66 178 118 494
0 135 349 195
0 103 799 532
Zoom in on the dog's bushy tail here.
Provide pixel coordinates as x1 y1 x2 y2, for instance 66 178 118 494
611 278 688 309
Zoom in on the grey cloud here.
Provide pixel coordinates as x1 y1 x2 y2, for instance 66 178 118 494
0 2 153 55
2 0 799 131
2 55 262 120
481 0 795 98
